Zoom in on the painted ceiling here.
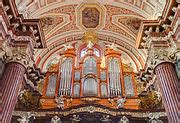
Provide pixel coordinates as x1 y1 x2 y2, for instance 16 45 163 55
15 0 167 72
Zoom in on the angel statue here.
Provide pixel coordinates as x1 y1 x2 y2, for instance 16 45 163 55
63 43 73 51
87 40 94 48
100 115 112 122
70 115 81 122
17 112 35 123
55 95 64 110
106 42 117 50
119 116 129 123
51 116 62 123
116 96 126 108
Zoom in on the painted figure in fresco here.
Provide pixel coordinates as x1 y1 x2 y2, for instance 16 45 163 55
82 7 99 28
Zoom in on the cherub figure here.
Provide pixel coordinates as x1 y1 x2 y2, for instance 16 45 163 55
55 95 64 110
51 116 61 123
106 42 117 50
63 43 73 51
87 40 94 48
116 96 126 108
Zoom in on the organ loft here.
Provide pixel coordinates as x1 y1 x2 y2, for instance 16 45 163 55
0 0 179 123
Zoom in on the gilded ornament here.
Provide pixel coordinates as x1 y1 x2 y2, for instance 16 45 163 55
82 31 98 44
138 90 162 110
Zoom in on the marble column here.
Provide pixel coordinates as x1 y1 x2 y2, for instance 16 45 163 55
155 62 178 123
2 62 26 123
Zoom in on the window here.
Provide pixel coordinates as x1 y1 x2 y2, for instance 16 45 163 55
80 47 100 58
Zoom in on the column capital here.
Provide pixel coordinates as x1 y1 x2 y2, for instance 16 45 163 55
146 38 179 69
2 36 35 68
4 46 34 68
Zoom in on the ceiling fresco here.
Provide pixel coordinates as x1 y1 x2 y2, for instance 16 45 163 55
82 7 100 28
14 0 167 72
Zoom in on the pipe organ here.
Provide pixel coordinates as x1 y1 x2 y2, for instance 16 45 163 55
41 44 139 110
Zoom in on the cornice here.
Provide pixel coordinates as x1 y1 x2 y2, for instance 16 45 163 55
1 0 46 49
12 106 166 118
136 0 177 49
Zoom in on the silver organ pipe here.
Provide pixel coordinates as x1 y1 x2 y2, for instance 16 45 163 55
69 60 72 95
108 58 121 97
114 60 117 96
68 59 72 96
59 58 73 96
64 60 68 95
59 63 64 95
117 59 121 95
108 60 112 96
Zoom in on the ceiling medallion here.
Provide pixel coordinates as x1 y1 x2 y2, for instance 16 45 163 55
76 2 106 31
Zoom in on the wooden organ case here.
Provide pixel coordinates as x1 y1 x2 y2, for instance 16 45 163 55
40 44 139 110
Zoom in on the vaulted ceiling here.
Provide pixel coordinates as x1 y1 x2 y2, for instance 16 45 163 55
15 0 168 72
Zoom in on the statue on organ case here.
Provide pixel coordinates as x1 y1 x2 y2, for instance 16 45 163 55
87 40 94 49
116 96 126 108
55 95 64 110
51 116 62 123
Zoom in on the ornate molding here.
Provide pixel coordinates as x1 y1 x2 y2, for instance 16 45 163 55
18 89 41 109
17 112 35 123
12 107 166 117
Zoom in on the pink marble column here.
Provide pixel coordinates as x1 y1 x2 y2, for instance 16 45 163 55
2 62 25 123
155 62 178 123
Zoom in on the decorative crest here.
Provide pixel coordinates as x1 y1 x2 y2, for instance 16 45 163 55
82 31 98 44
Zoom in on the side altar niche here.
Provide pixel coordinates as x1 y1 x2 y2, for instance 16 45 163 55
40 43 139 110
